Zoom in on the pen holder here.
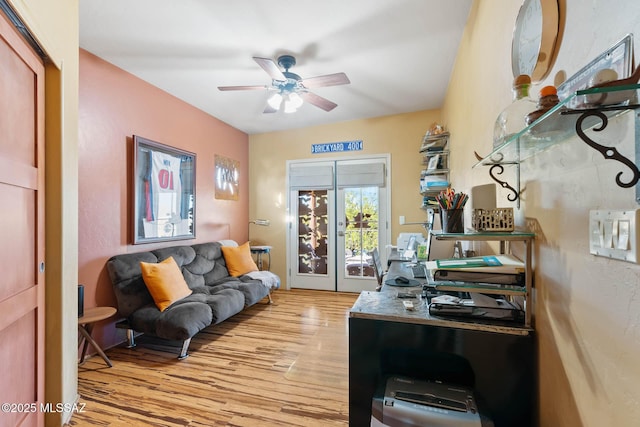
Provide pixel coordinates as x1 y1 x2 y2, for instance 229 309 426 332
441 209 464 233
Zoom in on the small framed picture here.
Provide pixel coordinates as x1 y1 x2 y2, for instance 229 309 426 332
215 155 240 200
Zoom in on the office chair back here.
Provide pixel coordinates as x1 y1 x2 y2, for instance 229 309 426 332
370 248 385 290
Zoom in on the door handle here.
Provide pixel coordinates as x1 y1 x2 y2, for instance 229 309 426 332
338 231 345 236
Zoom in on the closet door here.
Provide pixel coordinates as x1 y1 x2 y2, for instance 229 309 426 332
0 10 46 427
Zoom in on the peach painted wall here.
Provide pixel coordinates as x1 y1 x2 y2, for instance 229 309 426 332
78 49 249 351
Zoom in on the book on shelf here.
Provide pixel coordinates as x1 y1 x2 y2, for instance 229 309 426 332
432 271 524 286
429 279 525 293
427 254 524 273
435 255 503 268
426 254 525 285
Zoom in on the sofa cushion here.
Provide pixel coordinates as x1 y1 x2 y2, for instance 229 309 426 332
152 245 197 269
221 241 259 277
140 257 193 311
128 298 213 341
185 242 231 286
204 288 245 324
155 301 213 340
107 251 159 317
216 278 270 307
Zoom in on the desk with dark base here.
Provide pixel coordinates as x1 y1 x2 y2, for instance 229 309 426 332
349 290 535 427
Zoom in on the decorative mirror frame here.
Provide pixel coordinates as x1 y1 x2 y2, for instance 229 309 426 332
132 135 196 244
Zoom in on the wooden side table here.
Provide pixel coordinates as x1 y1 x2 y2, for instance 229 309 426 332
78 306 117 367
250 245 272 270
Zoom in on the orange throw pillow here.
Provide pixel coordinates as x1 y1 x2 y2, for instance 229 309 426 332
221 241 259 277
140 256 192 311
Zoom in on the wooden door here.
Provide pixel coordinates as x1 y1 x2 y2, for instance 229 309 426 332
0 9 45 427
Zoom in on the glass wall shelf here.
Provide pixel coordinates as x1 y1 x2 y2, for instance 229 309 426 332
473 84 640 168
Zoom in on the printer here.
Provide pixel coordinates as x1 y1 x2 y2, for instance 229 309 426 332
371 376 491 427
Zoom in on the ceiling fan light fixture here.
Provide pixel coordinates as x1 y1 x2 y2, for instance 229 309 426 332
267 92 282 109
283 100 298 114
284 93 303 113
288 92 303 109
283 92 304 113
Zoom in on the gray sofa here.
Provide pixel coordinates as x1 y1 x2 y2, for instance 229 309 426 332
106 241 277 359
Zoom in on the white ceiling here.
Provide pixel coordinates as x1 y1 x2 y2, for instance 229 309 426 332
79 0 472 135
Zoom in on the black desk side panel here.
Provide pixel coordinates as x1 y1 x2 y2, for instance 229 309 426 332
349 317 536 427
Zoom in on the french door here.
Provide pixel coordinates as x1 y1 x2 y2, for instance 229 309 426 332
287 157 389 292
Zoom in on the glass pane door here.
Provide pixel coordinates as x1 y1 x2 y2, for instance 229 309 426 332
343 187 378 278
290 188 335 290
297 190 329 275
337 185 387 293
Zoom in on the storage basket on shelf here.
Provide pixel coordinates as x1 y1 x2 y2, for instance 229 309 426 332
472 208 514 232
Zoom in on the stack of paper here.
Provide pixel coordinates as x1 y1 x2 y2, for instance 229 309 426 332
429 293 523 320
426 254 525 285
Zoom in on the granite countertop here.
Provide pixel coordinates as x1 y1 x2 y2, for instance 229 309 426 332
349 289 533 336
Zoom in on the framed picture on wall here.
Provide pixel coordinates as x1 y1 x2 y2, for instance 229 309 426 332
214 154 240 200
132 135 196 244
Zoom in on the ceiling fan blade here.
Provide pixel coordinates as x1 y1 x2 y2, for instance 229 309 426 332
301 72 350 88
218 85 267 91
253 57 286 81
263 104 278 114
300 91 338 112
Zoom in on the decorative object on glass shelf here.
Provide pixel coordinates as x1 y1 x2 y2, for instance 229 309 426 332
525 85 560 126
579 63 640 107
493 74 537 148
557 34 633 107
426 122 446 136
472 208 515 232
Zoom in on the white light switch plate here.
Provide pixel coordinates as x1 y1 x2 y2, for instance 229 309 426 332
589 210 640 263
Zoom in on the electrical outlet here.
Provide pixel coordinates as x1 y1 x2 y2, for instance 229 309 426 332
589 210 640 263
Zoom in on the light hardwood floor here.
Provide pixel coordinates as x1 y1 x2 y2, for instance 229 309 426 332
70 289 359 427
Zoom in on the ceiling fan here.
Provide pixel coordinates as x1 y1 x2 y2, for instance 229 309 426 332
218 55 350 113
